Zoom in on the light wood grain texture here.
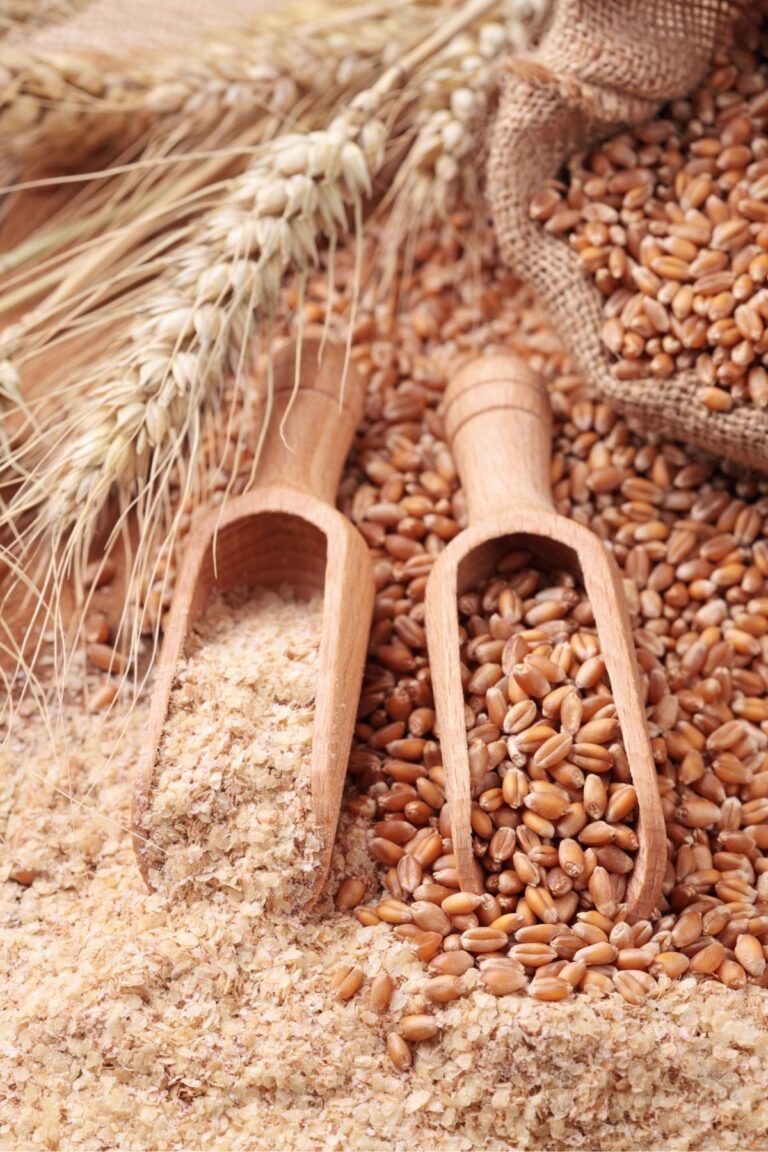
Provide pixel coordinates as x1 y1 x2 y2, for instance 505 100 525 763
132 334 375 907
425 354 666 921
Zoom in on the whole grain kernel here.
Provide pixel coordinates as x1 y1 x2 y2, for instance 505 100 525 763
588 867 618 918
397 1014 439 1042
490 913 525 935
671 910 703 949
423 975 463 1003
524 790 571 821
480 965 528 996
354 908 381 928
717 959 747 990
386 1032 412 1072
615 948 654 971
332 965 364 1001
509 943 558 968
524 885 560 924
609 922 634 951
734 933 766 978
516 924 561 945
460 927 508 954
88 682 119 712
652 952 691 979
573 918 609 943
573 942 618 967
369 972 395 1014
689 942 726 975
429 951 475 977
441 892 483 917
612 971 647 1005
559 960 587 988
528 976 572 1001
411 901 452 936
582 971 614 996
86 642 127 675
410 932 443 963
336 878 367 911
376 899 413 925
558 838 586 878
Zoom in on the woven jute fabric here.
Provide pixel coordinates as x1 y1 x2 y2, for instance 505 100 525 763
488 0 768 473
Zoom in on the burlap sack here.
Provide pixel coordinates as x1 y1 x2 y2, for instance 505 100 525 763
487 0 768 473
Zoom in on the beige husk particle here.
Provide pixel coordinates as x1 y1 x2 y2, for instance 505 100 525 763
141 586 322 909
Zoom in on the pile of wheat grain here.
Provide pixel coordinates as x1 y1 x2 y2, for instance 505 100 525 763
531 1 768 414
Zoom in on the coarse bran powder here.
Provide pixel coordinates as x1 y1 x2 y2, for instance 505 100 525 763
2 691 768 1151
141 586 323 910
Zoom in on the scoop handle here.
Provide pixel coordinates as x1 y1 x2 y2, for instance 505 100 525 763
255 333 364 505
443 354 554 523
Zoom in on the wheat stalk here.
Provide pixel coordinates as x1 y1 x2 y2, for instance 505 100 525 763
0 0 524 720
40 122 385 523
3 0 506 480
0 2 450 346
1 1 91 39
0 0 547 333
0 3 437 164
382 0 549 251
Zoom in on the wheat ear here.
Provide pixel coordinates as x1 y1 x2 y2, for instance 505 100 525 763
382 0 549 256
1 1 92 39
0 2 436 164
0 0 502 722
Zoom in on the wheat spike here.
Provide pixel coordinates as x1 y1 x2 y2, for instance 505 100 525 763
1 1 92 39
0 0 527 723
0 3 436 164
382 0 549 254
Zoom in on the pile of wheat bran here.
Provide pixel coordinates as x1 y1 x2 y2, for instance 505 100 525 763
2 681 768 1151
141 587 322 909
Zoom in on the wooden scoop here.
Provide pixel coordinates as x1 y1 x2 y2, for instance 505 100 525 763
132 335 375 906
425 354 666 921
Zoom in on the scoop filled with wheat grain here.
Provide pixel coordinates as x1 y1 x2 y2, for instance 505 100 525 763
425 353 666 920
132 334 374 909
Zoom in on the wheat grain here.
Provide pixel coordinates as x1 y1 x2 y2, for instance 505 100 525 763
312 214 768 1017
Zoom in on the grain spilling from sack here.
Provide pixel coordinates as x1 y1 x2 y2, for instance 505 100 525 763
530 5 768 415
141 586 323 909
